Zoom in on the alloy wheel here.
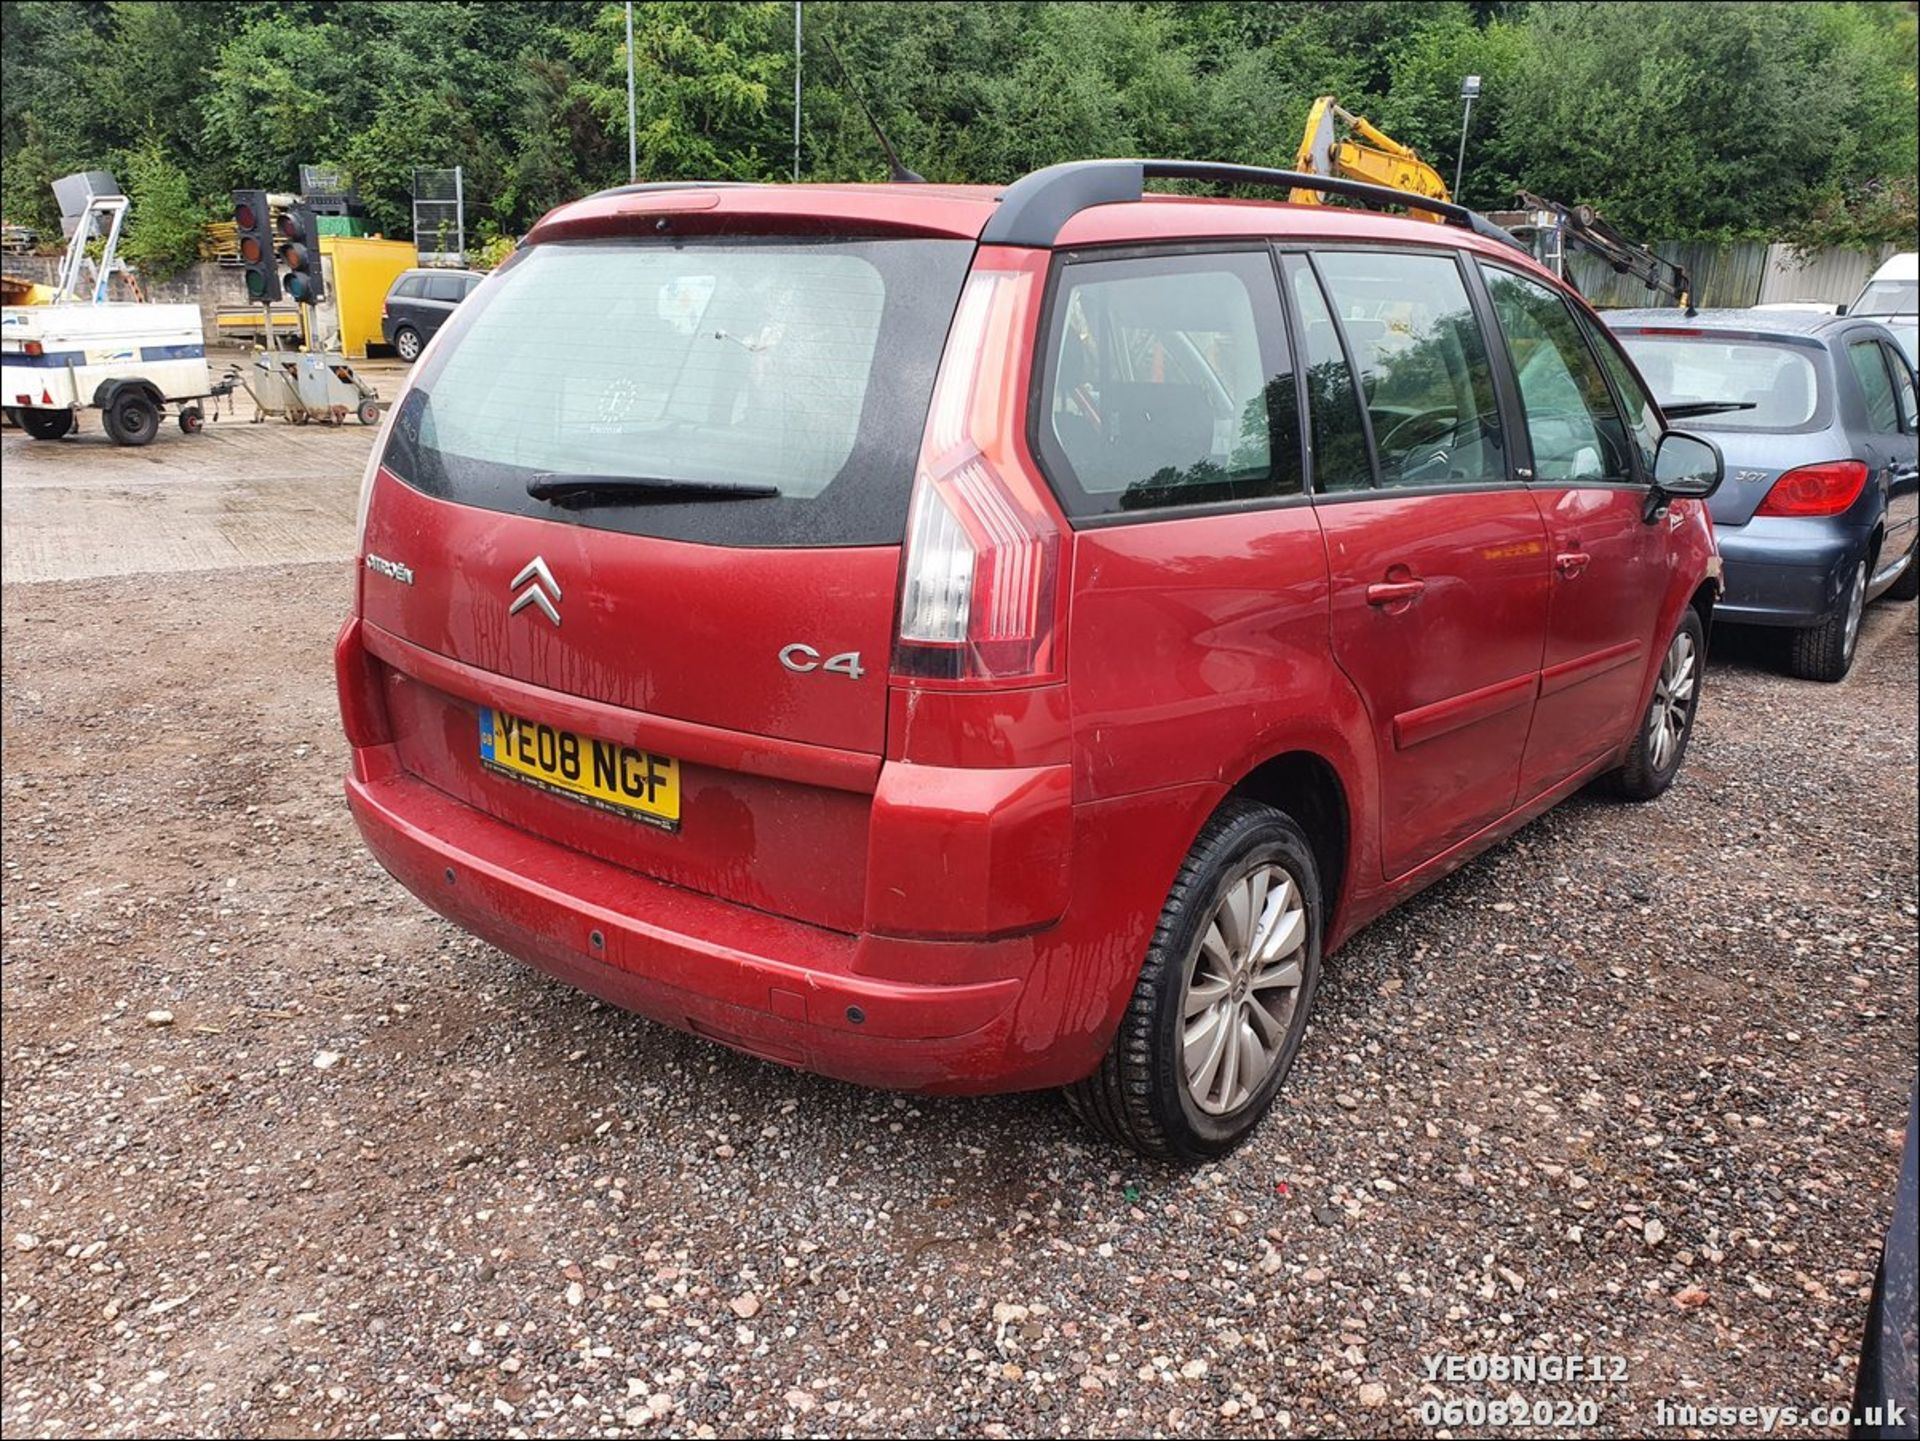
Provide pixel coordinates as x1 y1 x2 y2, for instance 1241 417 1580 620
1648 627 1697 772
1842 561 1866 661
1179 862 1309 1115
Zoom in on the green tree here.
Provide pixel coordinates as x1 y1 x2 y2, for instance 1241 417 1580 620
116 136 206 278
572 1 790 181
3 0 1916 250
201 14 360 191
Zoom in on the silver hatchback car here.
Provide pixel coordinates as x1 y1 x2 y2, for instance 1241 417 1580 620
1607 309 1919 680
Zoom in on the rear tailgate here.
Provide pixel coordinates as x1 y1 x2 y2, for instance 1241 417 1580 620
355 235 973 930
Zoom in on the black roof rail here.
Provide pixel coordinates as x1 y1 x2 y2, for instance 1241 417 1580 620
980 158 1527 252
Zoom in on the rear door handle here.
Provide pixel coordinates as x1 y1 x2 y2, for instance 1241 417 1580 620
1555 551 1592 578
1366 579 1427 607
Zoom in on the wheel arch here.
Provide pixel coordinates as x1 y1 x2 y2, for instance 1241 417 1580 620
1688 577 1718 645
90 376 164 411
1228 749 1352 942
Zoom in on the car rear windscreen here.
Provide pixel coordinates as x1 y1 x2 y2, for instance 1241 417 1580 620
379 238 972 547
1615 335 1822 431
1854 278 1917 318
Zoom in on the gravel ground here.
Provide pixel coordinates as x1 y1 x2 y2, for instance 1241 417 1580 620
3 534 1916 1437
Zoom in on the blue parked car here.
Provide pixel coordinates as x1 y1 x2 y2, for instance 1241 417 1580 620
1608 309 1919 681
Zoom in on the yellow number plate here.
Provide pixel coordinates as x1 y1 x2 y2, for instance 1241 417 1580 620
479 708 680 830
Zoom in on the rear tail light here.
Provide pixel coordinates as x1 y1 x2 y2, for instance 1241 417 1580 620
1756 459 1869 517
895 266 1063 686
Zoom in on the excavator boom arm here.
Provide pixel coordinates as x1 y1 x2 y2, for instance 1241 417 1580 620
1290 96 1451 220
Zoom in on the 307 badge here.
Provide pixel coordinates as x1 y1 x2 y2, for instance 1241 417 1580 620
478 708 680 830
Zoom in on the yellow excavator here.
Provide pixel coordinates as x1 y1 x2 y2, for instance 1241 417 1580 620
1289 95 1692 310
1290 96 1453 220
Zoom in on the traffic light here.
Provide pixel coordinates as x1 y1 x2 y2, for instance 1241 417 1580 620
232 189 281 303
279 203 327 305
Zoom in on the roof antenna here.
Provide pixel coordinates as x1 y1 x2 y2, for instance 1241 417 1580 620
823 36 924 183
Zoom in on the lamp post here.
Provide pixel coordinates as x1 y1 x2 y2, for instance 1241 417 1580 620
794 2 802 182
1453 74 1481 202
625 1 637 183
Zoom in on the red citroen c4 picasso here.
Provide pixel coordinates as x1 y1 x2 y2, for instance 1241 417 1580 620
338 161 1724 1158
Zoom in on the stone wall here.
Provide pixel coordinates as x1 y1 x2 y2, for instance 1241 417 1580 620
2 256 241 339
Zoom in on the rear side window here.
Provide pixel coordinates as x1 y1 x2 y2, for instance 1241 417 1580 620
1614 335 1821 431
1037 250 1299 516
1848 339 1900 432
1886 343 1917 431
1483 266 1632 483
393 275 425 299
1284 255 1372 492
425 273 468 303
1313 250 1504 489
380 238 971 547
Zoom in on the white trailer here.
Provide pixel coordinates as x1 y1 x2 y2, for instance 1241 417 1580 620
2 185 235 445
2 300 230 444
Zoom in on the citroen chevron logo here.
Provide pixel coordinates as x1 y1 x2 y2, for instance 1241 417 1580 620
509 556 562 625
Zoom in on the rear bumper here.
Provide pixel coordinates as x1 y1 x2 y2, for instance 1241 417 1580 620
346 746 1041 1094
1712 518 1866 628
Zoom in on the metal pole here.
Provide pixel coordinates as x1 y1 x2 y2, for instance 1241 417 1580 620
1452 96 1475 202
793 2 802 182
626 1 638 183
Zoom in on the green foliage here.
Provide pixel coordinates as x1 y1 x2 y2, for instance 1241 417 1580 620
1 0 1914 250
471 229 518 271
200 14 359 189
116 136 206 278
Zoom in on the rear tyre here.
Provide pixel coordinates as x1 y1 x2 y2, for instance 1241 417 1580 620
1605 608 1705 802
357 398 381 426
1886 543 1919 602
1786 557 1867 682
392 326 422 363
1066 798 1322 1161
21 407 75 441
103 391 159 447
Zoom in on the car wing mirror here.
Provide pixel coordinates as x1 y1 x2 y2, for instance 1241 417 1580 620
1647 430 1723 521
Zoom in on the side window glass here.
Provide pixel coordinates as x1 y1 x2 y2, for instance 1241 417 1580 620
1849 340 1901 433
1579 310 1660 477
1482 266 1633 483
427 274 467 303
1040 251 1300 516
1885 344 1917 432
1314 251 1505 489
1284 256 1373 492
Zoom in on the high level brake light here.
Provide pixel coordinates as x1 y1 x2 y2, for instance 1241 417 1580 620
895 264 1064 686
1756 460 1869 518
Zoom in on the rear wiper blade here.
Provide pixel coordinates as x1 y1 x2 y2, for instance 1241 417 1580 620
526 472 780 506
1659 400 1757 420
